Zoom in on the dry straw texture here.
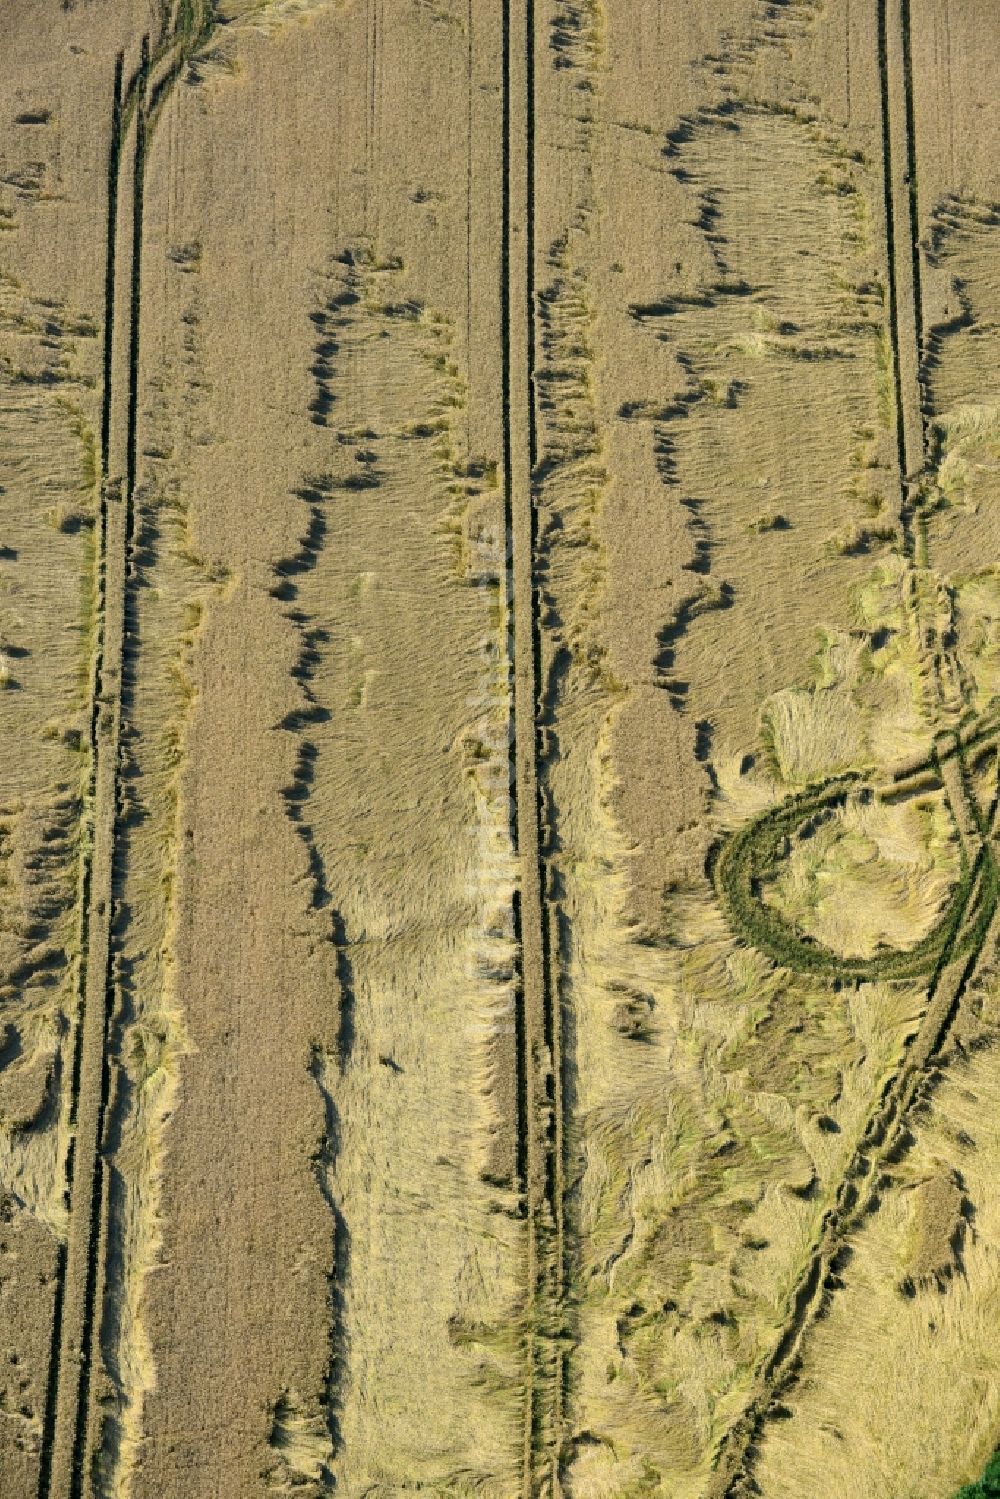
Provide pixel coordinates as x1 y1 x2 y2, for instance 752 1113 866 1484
0 1 997 1497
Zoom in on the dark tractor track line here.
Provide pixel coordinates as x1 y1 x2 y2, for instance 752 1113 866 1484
710 9 986 1493
37 47 126 1499
99 56 124 480
876 0 912 543
68 49 150 1492
712 830 1000 1499
501 1 535 1480
37 23 197 1498
503 0 567 1492
526 0 538 478
899 0 924 414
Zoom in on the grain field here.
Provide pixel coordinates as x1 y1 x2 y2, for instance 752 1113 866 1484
0 2 997 1496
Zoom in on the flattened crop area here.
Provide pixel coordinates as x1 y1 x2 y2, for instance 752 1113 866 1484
0 2 998 1497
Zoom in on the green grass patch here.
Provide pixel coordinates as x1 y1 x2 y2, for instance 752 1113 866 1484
955 1453 1000 1498
713 752 992 982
